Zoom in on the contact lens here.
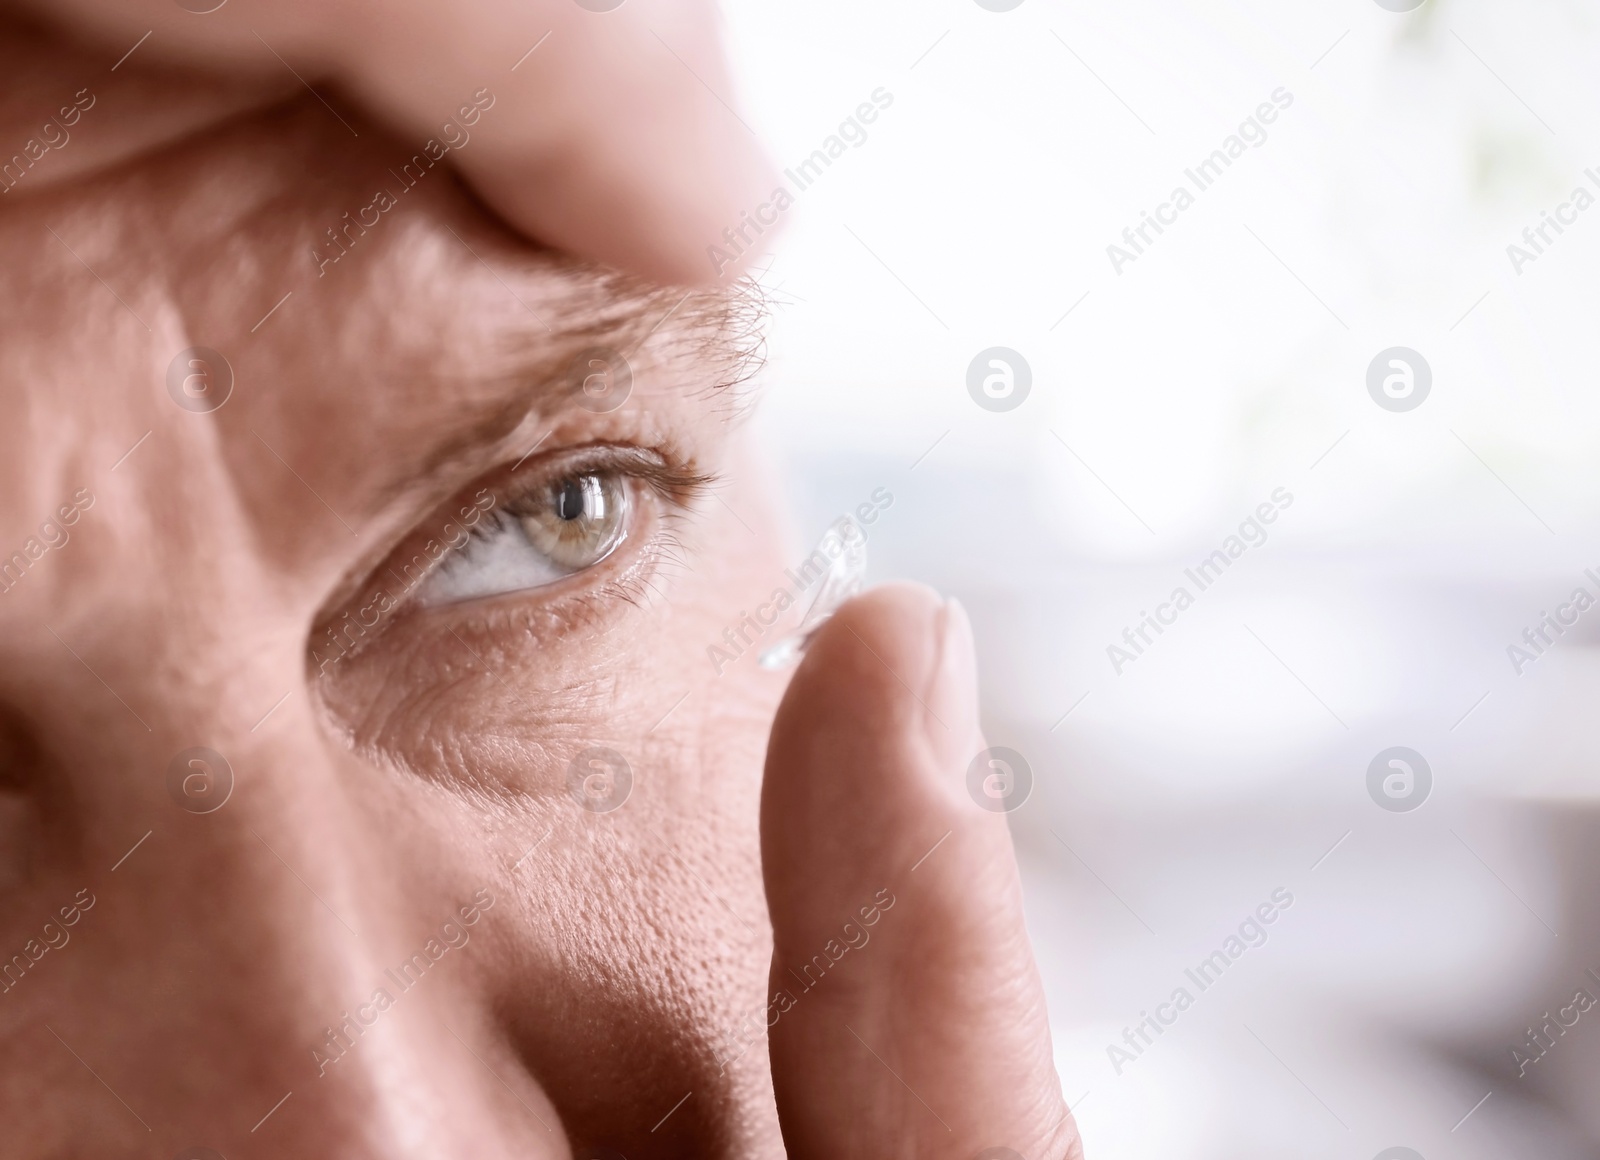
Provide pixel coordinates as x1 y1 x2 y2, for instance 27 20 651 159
758 516 868 669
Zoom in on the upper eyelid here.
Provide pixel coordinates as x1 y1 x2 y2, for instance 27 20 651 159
481 445 716 517
412 443 705 552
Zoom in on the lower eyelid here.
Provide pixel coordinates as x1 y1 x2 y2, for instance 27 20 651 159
386 498 668 658
309 504 687 751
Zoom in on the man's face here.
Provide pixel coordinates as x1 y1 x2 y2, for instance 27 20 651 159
0 24 795 1157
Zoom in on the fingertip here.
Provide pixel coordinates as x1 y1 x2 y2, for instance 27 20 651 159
795 580 946 692
764 583 986 859
800 582 980 766
554 125 784 288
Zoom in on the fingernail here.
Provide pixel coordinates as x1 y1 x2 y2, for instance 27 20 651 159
946 598 1034 814
927 596 981 764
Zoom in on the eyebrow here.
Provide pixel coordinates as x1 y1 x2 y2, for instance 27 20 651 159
306 256 767 617
401 259 768 489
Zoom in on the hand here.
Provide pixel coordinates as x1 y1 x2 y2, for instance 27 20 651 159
762 583 1082 1158
6 0 777 286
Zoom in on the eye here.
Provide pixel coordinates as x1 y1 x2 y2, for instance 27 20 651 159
414 470 631 607
529 475 627 569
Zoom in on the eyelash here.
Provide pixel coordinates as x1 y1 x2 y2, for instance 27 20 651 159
581 457 714 610
480 450 711 551
317 445 716 660
448 447 707 578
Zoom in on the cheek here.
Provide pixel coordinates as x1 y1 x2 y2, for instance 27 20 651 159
484 531 787 1141
302 442 792 1142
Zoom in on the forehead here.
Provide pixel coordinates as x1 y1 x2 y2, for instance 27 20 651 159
0 93 760 553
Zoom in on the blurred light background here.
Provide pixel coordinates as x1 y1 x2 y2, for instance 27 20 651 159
720 0 1600 1156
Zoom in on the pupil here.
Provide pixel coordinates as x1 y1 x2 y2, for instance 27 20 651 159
555 478 587 522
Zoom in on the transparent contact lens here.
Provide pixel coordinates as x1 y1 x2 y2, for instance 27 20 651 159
759 516 868 669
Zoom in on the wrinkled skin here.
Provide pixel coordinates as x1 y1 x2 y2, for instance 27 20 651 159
3 0 776 286
0 12 1079 1160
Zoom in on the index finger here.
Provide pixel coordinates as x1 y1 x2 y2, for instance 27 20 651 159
8 0 779 286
